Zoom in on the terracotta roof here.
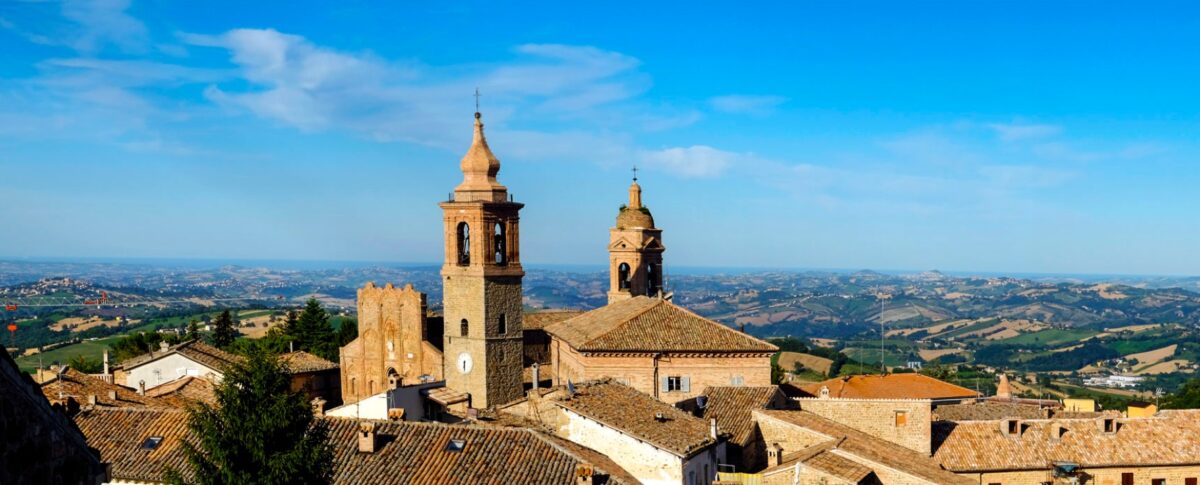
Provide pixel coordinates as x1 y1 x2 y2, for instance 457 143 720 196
554 380 717 457
75 408 636 484
280 351 339 373
120 340 242 373
786 444 877 483
690 386 788 446
41 368 167 409
756 409 973 485
932 410 1200 472
144 376 217 406
545 296 777 353
798 374 980 401
934 401 1048 421
616 206 655 229
73 407 193 483
523 310 584 330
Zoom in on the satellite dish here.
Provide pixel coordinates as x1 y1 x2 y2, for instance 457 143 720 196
696 395 709 410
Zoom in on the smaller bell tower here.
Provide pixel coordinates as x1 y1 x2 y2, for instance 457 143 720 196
608 172 665 304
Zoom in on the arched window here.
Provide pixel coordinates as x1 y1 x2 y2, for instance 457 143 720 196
618 263 631 290
498 313 507 334
460 318 469 337
494 222 506 265
456 222 470 265
647 263 658 295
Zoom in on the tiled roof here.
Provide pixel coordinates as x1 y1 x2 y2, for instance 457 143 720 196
932 410 1200 472
120 340 242 373
523 310 584 330
73 408 193 483
690 386 788 446
756 409 973 485
795 445 876 483
75 408 636 484
545 296 777 353
798 373 980 401
280 351 339 373
144 376 217 406
554 380 717 456
934 401 1049 421
41 368 166 409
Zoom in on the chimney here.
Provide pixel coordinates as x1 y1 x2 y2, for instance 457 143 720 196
767 443 784 467
710 418 719 440
138 380 146 396
107 390 117 401
575 464 594 485
532 363 540 391
996 374 1012 400
819 386 830 399
102 350 109 375
357 422 377 453
311 397 326 417
87 394 96 406
159 341 169 352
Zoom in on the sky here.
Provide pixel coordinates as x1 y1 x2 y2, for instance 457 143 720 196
2 1 1199 276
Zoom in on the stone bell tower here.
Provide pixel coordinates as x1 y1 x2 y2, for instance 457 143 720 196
608 174 665 304
439 111 524 409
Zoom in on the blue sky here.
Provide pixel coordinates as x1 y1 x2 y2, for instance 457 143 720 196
2 1 1199 275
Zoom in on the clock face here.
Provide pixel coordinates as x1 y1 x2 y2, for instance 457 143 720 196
457 352 473 374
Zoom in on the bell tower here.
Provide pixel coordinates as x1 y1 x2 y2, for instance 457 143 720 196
439 111 525 409
608 173 665 304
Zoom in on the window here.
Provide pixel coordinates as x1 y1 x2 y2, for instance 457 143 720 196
895 410 908 427
1007 420 1019 434
1187 478 1198 485
445 439 466 452
1152 479 1166 485
141 437 163 450
665 376 689 392
1122 473 1134 485
497 313 506 334
731 375 744 386
618 263 631 290
460 319 469 337
1104 418 1116 433
456 222 470 265
493 222 506 265
647 263 657 295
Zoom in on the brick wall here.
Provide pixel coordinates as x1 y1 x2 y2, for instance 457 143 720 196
796 397 932 454
339 283 442 404
965 465 1200 485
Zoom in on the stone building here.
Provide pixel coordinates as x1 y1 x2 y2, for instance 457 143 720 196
545 296 777 402
281 350 342 406
676 386 792 472
116 340 239 391
338 282 442 404
608 177 664 304
438 112 526 409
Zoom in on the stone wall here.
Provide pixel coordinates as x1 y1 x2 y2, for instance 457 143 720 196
339 283 442 404
123 352 221 390
964 465 1200 485
551 339 771 402
0 351 105 484
796 397 932 454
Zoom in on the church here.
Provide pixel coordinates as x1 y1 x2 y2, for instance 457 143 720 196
337 110 775 414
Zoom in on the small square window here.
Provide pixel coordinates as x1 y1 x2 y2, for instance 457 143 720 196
731 375 744 386
667 376 683 392
894 411 907 427
141 437 163 450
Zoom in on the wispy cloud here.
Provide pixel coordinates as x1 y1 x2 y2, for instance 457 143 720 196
987 122 1062 141
639 145 738 177
61 0 149 54
708 94 787 116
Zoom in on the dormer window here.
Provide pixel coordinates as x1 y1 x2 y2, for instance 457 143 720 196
1103 418 1116 433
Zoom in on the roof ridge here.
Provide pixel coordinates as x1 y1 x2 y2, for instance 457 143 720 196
659 299 778 350
582 297 664 346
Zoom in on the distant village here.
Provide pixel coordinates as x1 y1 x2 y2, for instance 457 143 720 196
5 113 1200 485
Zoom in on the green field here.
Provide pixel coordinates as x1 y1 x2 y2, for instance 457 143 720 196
843 347 912 368
14 336 124 373
999 328 1098 347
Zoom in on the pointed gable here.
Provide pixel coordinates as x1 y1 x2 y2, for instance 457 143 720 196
545 296 777 353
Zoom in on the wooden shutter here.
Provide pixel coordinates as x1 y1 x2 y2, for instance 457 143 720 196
661 376 670 392
681 376 691 392
1185 478 1197 485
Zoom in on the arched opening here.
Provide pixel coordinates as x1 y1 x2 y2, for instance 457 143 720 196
456 222 471 265
618 263 631 290
494 222 506 265
647 263 658 295
498 313 507 334
460 318 469 337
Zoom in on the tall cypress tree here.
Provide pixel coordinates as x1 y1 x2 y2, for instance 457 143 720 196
211 310 238 349
169 351 333 485
290 299 336 360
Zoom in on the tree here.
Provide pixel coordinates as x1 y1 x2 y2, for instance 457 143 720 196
286 299 336 361
186 319 202 341
210 310 238 349
169 350 333 485
1163 377 1200 409
67 354 103 374
335 317 357 348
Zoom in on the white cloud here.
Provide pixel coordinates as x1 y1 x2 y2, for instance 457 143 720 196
639 145 738 177
61 0 149 54
987 122 1062 141
708 94 787 115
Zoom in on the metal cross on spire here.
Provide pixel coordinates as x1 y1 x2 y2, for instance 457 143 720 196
632 165 638 182
474 87 481 113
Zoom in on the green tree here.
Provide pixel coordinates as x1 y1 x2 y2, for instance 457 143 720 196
335 317 357 348
1163 377 1200 409
286 299 336 360
187 319 202 341
67 354 103 374
168 350 333 485
210 310 238 349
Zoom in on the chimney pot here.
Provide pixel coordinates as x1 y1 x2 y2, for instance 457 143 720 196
358 422 377 453
138 380 146 396
107 390 117 401
311 397 326 417
575 463 594 485
768 443 784 466
710 418 719 439
87 394 97 406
